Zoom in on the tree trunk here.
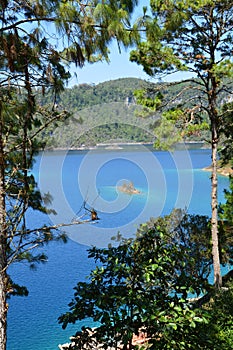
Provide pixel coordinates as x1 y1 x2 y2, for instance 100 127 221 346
0 105 7 350
211 118 222 288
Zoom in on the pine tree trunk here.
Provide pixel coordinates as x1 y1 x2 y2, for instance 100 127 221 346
211 118 222 288
0 103 7 350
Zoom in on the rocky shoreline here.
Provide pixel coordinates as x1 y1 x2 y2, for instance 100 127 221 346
43 141 208 152
58 330 150 349
203 164 233 177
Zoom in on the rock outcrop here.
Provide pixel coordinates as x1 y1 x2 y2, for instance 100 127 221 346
117 181 141 194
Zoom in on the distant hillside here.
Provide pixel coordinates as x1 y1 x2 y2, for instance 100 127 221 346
41 78 159 148
42 77 150 111
39 77 219 149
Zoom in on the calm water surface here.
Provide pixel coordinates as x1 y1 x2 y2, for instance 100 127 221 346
7 147 230 350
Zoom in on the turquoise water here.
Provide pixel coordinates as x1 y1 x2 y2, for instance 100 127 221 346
7 147 230 350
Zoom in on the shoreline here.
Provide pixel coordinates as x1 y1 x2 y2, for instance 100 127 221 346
43 141 208 152
202 165 233 177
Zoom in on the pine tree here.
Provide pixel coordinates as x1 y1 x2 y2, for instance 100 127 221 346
0 1 138 349
130 0 233 288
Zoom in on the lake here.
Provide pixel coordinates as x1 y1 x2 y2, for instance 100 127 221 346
7 146 230 350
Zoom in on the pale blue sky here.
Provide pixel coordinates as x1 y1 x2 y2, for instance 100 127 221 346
68 0 194 86
69 0 149 86
69 43 194 86
69 42 150 86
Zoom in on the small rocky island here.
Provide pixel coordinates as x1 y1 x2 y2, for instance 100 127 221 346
118 181 141 195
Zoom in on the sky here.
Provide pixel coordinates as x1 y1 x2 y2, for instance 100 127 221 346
68 0 149 86
68 43 151 86
68 1 194 87
69 42 194 87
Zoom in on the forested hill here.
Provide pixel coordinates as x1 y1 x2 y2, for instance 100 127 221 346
40 77 212 149
41 78 156 148
57 78 148 111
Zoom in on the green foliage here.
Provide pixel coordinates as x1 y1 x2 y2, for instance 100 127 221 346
41 78 148 111
153 116 182 150
219 102 233 164
134 88 163 110
0 0 141 302
0 92 69 298
130 0 233 143
59 210 213 349
0 4 144 348
37 77 215 149
221 176 233 226
218 174 233 264
218 102 233 262
38 78 157 147
130 0 233 287
151 210 213 280
211 281 233 348
196 280 233 349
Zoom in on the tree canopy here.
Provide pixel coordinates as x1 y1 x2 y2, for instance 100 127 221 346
59 210 212 350
60 210 233 349
130 0 233 287
0 1 140 349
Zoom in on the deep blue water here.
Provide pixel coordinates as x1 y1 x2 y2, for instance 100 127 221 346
7 147 230 350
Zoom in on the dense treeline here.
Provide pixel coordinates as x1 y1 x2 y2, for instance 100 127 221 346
40 78 215 148
40 78 148 111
